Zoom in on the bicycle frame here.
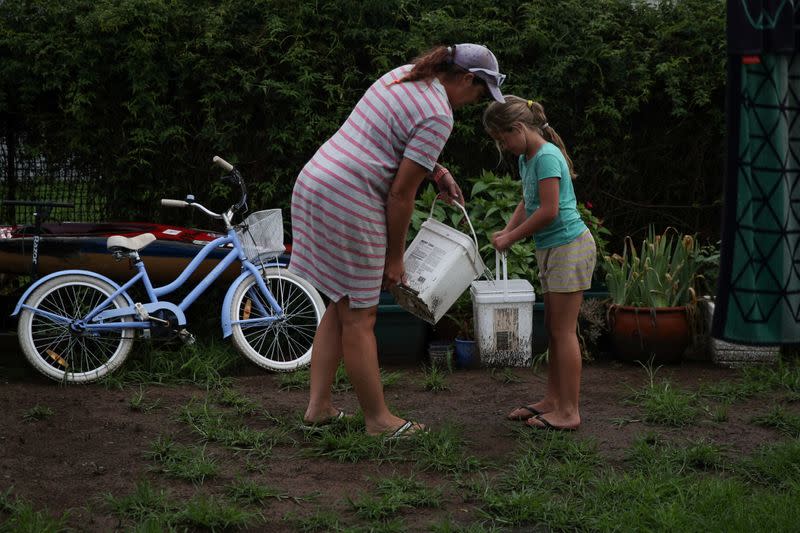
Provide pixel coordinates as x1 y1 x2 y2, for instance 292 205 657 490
15 226 284 334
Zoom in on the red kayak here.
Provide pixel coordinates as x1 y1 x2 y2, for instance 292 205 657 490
0 221 290 285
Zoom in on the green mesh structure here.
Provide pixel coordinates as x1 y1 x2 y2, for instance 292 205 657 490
712 0 799 343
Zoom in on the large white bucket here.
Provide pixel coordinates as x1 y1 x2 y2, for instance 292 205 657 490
470 253 535 367
390 199 486 324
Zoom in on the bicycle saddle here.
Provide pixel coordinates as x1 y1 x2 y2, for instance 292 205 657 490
106 233 157 252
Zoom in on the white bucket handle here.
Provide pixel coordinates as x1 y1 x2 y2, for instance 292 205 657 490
495 252 510 297
427 197 482 264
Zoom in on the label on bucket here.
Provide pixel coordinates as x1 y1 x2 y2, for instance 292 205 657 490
494 308 519 351
405 239 447 285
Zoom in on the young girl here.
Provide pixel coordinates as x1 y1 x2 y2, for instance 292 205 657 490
483 96 595 431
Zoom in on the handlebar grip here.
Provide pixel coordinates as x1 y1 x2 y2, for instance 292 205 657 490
161 199 188 208
212 156 234 172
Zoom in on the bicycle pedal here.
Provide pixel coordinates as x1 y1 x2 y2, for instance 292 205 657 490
178 328 195 345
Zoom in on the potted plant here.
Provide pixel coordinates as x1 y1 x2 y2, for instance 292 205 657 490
603 226 700 364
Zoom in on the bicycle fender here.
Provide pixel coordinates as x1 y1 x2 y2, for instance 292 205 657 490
11 270 134 316
222 270 252 338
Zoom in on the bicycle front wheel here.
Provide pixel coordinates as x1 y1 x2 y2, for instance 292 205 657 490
230 268 324 371
17 274 135 383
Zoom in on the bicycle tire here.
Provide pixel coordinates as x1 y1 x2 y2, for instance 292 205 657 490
17 274 135 383
229 268 324 371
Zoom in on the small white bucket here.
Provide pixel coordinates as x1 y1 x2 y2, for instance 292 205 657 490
390 199 486 324
471 253 535 367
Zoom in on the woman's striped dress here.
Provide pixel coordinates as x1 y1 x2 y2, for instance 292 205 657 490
289 65 454 308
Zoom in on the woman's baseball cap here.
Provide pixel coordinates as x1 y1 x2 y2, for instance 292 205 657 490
450 43 506 103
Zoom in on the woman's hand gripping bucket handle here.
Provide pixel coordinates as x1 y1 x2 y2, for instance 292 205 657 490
427 197 482 266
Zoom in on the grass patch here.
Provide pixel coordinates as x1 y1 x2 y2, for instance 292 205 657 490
145 436 218 483
739 439 800 488
699 378 768 403
0 488 70 532
746 358 800 399
410 424 482 475
303 420 402 464
478 430 800 531
751 405 800 437
627 364 700 426
178 398 290 457
210 386 260 416
287 509 343 532
350 474 441 520
102 342 242 388
430 519 503 532
105 479 176 523
179 493 262 530
700 359 800 404
278 368 311 391
421 365 450 392
225 478 312 505
489 368 523 384
21 405 53 423
129 386 162 413
626 433 727 474
106 480 261 531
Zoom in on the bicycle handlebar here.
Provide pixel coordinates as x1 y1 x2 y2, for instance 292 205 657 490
160 155 247 226
211 155 248 215
212 156 234 172
160 199 188 208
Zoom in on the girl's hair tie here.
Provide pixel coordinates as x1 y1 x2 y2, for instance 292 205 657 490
527 100 534 108
541 122 549 130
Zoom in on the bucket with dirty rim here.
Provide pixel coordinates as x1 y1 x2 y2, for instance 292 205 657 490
390 198 486 324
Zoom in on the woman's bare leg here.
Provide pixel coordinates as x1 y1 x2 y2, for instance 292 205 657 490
304 301 346 423
335 299 416 435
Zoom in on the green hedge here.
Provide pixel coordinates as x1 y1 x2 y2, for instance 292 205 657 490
0 0 725 245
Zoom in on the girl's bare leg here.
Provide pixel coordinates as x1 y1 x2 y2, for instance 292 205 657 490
527 291 583 429
507 292 559 419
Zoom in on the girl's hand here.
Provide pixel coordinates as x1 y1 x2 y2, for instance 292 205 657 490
492 230 514 252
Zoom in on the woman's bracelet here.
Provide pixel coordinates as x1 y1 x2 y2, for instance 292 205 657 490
431 165 448 184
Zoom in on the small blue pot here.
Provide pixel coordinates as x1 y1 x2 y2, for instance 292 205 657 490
454 338 479 369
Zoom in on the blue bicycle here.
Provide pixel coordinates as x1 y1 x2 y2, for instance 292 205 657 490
12 156 325 383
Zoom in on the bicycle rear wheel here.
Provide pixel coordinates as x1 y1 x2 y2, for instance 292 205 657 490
17 274 134 383
230 268 324 371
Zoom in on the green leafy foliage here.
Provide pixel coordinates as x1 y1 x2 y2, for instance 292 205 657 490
1 0 725 248
603 226 700 307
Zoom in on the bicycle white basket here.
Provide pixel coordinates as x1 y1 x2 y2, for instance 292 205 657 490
237 209 285 261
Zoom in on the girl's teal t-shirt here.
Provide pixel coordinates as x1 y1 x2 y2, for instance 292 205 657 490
519 142 587 250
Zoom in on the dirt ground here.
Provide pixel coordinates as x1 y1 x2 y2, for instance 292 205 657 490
0 332 792 531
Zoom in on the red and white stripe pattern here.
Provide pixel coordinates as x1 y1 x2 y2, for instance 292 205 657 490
290 65 453 307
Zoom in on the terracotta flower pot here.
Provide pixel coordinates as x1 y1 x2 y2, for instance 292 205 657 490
607 305 690 365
